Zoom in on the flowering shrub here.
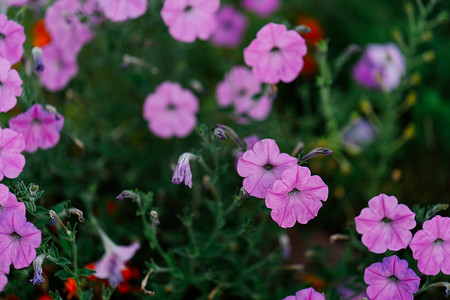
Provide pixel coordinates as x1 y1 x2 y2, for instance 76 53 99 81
0 0 448 299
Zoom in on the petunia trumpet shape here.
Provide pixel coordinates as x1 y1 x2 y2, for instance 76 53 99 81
364 255 420 300
0 127 25 180
237 139 297 199
355 194 416 254
40 43 78 92
143 81 199 139
98 0 148 22
0 15 26 65
244 23 307 84
210 4 248 48
0 210 42 269
266 165 328 228
409 215 450 275
9 104 64 153
0 58 22 113
161 0 220 43
94 227 140 287
0 184 25 216
282 287 325 300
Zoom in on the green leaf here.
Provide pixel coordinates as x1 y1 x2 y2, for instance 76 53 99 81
81 289 93 300
55 269 73 280
57 257 71 265
78 268 96 277
49 244 59 258
49 291 63 300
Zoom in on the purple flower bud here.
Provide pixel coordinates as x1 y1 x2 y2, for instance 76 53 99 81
214 127 226 140
172 153 197 188
116 190 136 201
301 147 333 162
240 187 250 200
216 124 244 150
30 254 46 285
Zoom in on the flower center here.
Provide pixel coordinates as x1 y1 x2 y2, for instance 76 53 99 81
167 104 176 111
0 33 5 40
32 118 42 125
270 46 281 53
238 89 247 97
10 232 21 239
184 5 193 13
381 217 392 224
221 20 234 30
433 238 444 245
289 188 300 196
263 163 274 170
388 275 398 282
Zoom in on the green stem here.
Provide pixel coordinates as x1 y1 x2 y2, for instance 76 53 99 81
69 232 83 298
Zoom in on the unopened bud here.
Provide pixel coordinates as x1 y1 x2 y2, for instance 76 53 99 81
301 148 333 162
214 127 226 140
240 187 250 201
215 124 244 150
29 184 39 197
402 123 415 140
141 270 156 296
294 25 311 34
150 210 160 226
329 234 349 244
32 47 44 73
67 208 84 223
116 190 136 201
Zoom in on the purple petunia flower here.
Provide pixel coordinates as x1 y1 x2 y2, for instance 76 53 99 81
241 0 280 18
266 165 328 228
171 153 196 189
364 255 420 300
244 23 307 84
282 287 325 300
342 117 377 153
0 14 25 65
355 194 416 254
216 66 273 124
0 57 22 113
0 184 25 216
353 43 405 92
9 104 64 153
237 139 297 199
161 0 220 43
0 127 25 180
0 210 42 269
143 81 199 139
409 215 450 275
97 0 147 22
44 0 94 57
210 4 248 48
94 227 140 287
40 43 79 92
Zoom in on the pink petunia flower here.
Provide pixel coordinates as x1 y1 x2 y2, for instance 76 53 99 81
44 0 94 56
409 215 450 275
7 0 28 6
0 58 22 113
237 138 297 199
0 127 25 180
0 184 25 216
0 14 26 65
0 263 9 291
216 66 272 123
143 81 199 139
353 43 405 92
282 287 325 300
354 194 416 254
97 0 147 22
172 152 196 188
94 227 140 287
244 23 307 84
0 210 42 269
364 255 420 300
161 0 220 43
241 0 280 18
40 43 79 92
236 134 260 162
9 104 64 153
210 4 248 48
266 165 328 228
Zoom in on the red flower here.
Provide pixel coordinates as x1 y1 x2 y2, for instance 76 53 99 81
31 20 51 47
297 16 324 46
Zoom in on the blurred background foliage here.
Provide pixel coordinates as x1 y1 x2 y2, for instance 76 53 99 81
1 0 449 299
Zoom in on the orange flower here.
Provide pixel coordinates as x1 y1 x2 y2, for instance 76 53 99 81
117 264 140 294
37 294 52 300
31 20 51 48
64 278 78 300
297 16 324 46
